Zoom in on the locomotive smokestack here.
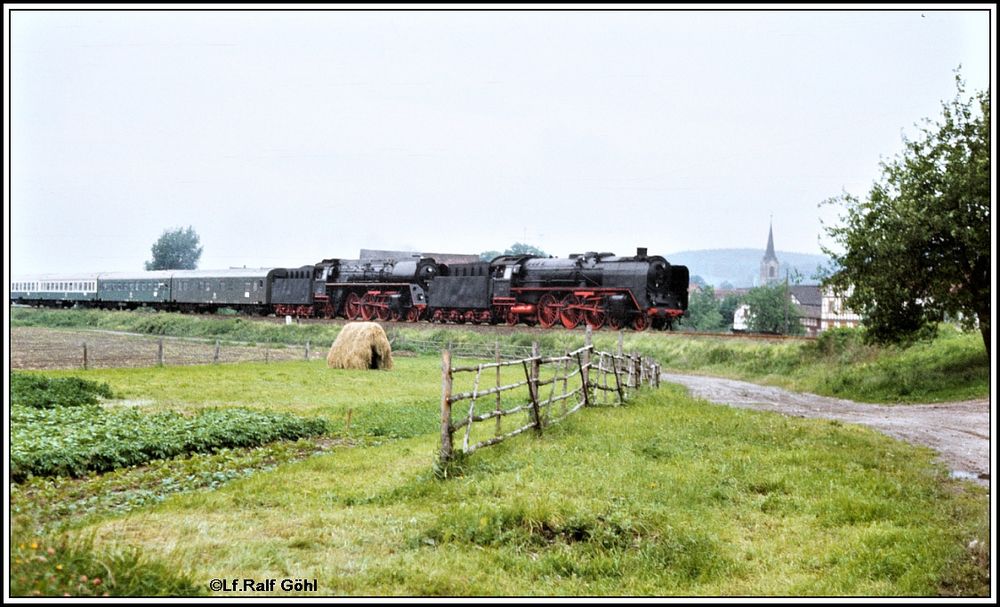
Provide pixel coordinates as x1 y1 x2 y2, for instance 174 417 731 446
637 247 648 258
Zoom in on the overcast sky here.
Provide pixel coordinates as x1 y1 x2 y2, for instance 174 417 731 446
6 7 992 276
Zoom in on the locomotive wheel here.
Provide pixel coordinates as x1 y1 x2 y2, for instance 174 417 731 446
632 313 650 331
585 308 607 330
345 293 363 320
379 305 394 321
608 314 625 330
537 294 560 329
406 307 422 322
359 295 375 321
559 294 581 329
505 309 519 326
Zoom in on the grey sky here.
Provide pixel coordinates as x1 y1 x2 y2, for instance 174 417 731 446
7 7 992 275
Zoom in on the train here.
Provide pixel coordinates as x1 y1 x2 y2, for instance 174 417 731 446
10 247 689 331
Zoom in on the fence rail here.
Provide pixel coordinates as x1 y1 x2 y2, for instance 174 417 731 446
438 327 661 467
10 328 319 370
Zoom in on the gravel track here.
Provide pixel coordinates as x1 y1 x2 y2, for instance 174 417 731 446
662 372 991 486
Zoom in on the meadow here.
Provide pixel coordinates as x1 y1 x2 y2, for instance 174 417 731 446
11 307 990 403
8 308 991 596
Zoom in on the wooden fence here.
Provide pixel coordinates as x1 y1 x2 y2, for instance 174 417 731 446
438 328 661 466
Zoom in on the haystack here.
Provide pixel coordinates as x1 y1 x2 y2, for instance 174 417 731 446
326 322 394 370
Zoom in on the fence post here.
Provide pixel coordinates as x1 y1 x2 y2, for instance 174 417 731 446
576 349 591 408
157 339 164 366
214 339 220 364
265 339 270 364
305 340 311 361
583 325 592 399
526 342 542 434
439 349 454 466
494 340 503 436
82 342 88 370
613 355 625 405
634 354 642 389
617 330 624 356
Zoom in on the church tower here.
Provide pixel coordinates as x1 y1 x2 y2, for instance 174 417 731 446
760 221 780 285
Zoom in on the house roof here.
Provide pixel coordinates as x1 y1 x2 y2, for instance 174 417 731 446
789 285 822 307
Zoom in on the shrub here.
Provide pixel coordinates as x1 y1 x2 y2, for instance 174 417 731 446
11 374 114 409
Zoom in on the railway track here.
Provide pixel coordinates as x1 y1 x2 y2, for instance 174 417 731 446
240 313 817 340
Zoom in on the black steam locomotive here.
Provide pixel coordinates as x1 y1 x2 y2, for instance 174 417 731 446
11 247 688 331
427 248 688 330
274 247 688 330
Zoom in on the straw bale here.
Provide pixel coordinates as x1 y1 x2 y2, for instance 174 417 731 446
326 322 394 370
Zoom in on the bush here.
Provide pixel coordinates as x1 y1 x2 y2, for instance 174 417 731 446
11 374 114 409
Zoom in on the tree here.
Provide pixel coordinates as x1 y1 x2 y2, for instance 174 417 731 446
718 293 742 327
683 285 725 331
505 242 548 257
744 283 804 335
821 75 990 354
479 243 549 261
145 226 203 270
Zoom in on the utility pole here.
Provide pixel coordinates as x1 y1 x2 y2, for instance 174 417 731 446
784 271 789 335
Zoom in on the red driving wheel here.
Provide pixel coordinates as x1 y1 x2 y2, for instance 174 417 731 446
537 294 560 329
345 293 362 320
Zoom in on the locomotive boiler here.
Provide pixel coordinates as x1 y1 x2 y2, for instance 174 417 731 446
429 248 689 330
312 257 445 321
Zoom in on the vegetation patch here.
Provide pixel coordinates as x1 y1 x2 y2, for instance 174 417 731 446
10 536 203 597
11 439 340 537
74 384 988 596
12 307 987 403
10 377 328 481
10 306 342 346
11 373 114 408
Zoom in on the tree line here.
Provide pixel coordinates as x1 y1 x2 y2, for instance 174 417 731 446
683 282 805 335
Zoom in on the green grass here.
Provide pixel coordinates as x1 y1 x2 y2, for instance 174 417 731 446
36 358 443 439
11 403 327 481
638 326 989 403
12 307 987 403
10 536 204 597
10 306 342 345
9 310 990 595
72 382 987 596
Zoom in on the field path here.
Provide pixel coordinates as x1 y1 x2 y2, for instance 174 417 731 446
662 373 991 486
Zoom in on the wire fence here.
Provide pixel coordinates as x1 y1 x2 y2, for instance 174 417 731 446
10 326 552 371
10 328 321 370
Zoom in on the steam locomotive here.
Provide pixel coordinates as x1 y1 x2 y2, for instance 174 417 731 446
427 248 688 330
10 247 688 331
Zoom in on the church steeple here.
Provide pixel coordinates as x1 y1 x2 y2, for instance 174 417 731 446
760 219 780 285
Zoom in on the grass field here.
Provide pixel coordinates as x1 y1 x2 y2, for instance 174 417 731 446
11 307 989 403
10 350 991 596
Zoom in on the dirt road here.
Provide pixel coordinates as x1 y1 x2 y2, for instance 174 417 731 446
662 373 991 486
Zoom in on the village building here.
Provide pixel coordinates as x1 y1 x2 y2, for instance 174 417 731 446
729 223 861 336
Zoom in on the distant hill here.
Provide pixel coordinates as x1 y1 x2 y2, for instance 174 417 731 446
665 249 831 288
